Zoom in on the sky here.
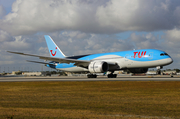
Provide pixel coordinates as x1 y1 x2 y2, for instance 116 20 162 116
0 0 180 72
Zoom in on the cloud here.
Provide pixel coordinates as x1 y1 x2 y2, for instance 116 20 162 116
161 28 180 55
130 33 160 49
0 0 102 35
0 30 12 42
96 0 180 32
2 36 32 50
0 5 6 18
1 0 180 35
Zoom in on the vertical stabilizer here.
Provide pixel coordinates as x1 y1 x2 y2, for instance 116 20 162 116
44 35 66 58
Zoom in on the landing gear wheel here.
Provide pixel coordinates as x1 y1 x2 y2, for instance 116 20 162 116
107 74 117 78
87 74 97 78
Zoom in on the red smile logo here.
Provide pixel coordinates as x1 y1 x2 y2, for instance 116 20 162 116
50 47 57 56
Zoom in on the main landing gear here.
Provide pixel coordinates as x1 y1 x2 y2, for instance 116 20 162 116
107 71 117 78
87 74 97 78
87 72 117 78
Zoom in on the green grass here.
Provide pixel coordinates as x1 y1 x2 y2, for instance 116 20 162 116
0 81 180 118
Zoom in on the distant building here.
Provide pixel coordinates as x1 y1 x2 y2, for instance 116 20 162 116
147 70 176 75
163 70 176 75
12 71 22 75
22 72 42 76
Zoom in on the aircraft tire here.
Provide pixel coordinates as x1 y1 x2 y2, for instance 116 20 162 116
108 74 117 78
87 74 97 78
113 74 117 78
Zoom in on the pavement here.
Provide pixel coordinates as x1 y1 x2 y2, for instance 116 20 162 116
0 75 180 82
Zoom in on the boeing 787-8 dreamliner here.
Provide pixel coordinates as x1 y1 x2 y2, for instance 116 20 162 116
8 35 173 78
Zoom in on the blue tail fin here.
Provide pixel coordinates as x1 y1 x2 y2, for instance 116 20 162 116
44 35 66 58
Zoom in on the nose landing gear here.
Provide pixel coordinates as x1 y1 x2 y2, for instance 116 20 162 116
156 66 163 75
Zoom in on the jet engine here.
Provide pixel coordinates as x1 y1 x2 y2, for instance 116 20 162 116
88 61 109 73
129 68 148 73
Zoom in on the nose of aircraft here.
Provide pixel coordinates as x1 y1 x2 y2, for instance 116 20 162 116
167 57 173 65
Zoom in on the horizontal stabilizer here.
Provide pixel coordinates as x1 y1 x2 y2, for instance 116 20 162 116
26 60 51 64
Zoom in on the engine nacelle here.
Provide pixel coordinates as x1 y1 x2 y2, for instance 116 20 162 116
129 68 148 74
88 61 109 73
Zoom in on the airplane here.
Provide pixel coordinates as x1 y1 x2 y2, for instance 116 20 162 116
7 35 173 78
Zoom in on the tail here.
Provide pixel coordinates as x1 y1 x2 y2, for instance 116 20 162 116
44 35 66 58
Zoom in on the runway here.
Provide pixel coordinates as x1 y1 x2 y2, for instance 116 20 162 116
0 75 180 82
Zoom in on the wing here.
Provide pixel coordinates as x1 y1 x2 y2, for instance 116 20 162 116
7 51 90 68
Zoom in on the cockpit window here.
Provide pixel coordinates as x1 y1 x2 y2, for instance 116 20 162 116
164 53 169 56
160 53 164 56
160 53 169 56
